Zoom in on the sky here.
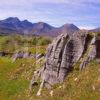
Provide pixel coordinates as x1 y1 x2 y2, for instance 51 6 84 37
0 0 100 29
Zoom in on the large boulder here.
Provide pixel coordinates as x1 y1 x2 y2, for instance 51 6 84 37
30 31 92 90
30 31 100 96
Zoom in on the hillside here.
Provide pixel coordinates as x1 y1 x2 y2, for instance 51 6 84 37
90 28 100 33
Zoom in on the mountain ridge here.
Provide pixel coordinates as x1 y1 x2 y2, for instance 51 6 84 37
0 17 100 37
0 17 79 36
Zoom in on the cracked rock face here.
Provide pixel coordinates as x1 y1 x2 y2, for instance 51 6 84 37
30 31 99 91
31 31 91 88
80 36 97 70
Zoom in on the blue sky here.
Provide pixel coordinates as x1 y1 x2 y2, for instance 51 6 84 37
0 0 100 29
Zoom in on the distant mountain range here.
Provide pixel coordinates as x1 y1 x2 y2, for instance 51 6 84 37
0 17 33 35
0 17 99 37
89 28 100 33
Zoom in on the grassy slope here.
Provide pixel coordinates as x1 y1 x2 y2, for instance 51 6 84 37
0 57 100 100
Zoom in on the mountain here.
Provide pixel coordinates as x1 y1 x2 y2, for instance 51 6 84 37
31 22 79 36
59 23 79 34
0 17 79 37
0 17 33 35
31 22 55 36
90 28 100 33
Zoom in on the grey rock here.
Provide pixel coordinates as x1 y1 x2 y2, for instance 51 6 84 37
30 31 100 95
80 36 96 70
23 52 30 58
30 31 88 93
36 53 44 59
12 51 24 62
12 51 44 62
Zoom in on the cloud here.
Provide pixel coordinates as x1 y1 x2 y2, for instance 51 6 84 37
0 0 100 6
0 0 100 28
0 0 67 6
79 26 96 29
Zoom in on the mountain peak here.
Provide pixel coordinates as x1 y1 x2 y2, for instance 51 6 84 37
37 22 45 24
59 23 79 34
61 23 79 30
36 22 50 26
62 23 78 28
22 20 29 23
3 17 20 23
33 22 54 30
0 17 81 37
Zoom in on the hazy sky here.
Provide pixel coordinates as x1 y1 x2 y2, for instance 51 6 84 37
0 0 100 29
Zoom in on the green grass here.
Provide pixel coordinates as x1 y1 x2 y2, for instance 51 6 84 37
30 60 100 100
0 57 35 100
0 35 51 53
0 57 100 100
28 45 47 54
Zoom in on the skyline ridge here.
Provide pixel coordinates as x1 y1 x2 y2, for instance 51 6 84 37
0 0 100 29
0 17 98 30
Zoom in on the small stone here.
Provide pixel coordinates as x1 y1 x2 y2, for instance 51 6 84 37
36 92 41 96
58 86 62 89
50 90 53 97
74 78 78 81
92 85 95 91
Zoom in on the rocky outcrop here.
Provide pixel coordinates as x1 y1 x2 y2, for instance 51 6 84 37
12 51 44 62
30 31 86 90
12 51 24 62
80 36 96 70
42 31 86 84
30 31 99 95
